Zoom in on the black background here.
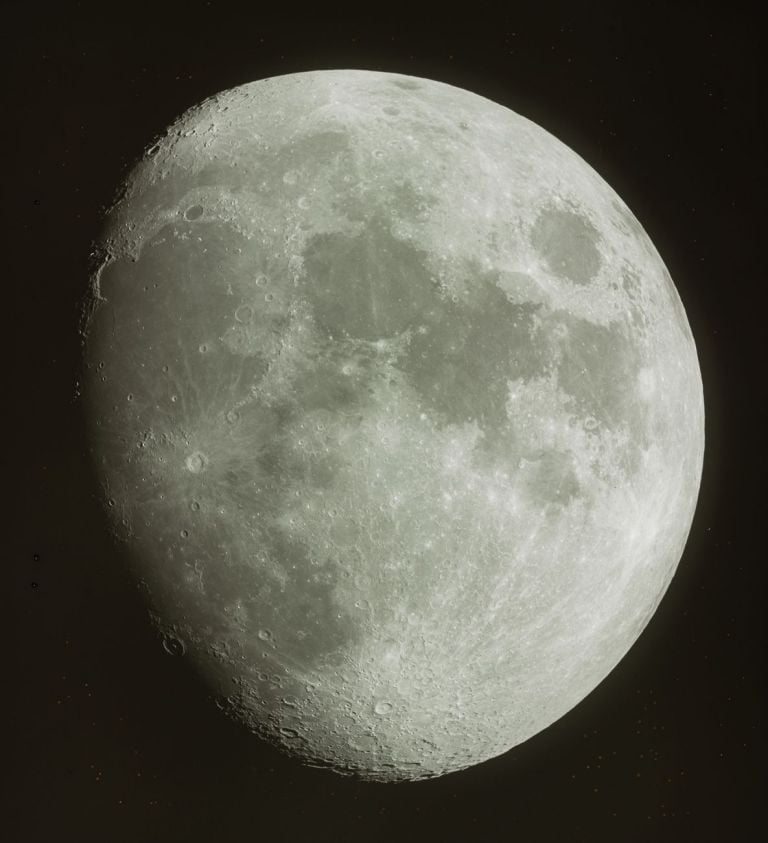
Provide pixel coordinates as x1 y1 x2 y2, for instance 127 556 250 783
6 2 763 841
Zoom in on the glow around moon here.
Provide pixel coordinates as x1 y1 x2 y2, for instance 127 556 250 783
80 70 704 781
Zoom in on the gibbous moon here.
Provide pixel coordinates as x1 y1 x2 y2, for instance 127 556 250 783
80 70 704 781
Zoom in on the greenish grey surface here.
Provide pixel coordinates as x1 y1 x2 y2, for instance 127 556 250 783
81 70 704 782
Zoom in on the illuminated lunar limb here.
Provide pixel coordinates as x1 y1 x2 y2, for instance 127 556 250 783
81 70 704 782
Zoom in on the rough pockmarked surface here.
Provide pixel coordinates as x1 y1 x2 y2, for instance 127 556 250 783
80 70 704 782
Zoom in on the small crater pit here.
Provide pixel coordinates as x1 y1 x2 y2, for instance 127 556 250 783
234 305 253 323
186 451 208 474
161 633 186 656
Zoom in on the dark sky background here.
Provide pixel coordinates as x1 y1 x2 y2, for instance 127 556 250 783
6 2 763 841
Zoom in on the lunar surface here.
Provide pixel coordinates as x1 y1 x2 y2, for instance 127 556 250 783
80 69 704 782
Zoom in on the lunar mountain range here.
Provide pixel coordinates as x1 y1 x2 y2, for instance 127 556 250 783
80 70 704 781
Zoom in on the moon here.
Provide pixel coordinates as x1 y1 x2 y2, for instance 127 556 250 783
80 69 704 782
